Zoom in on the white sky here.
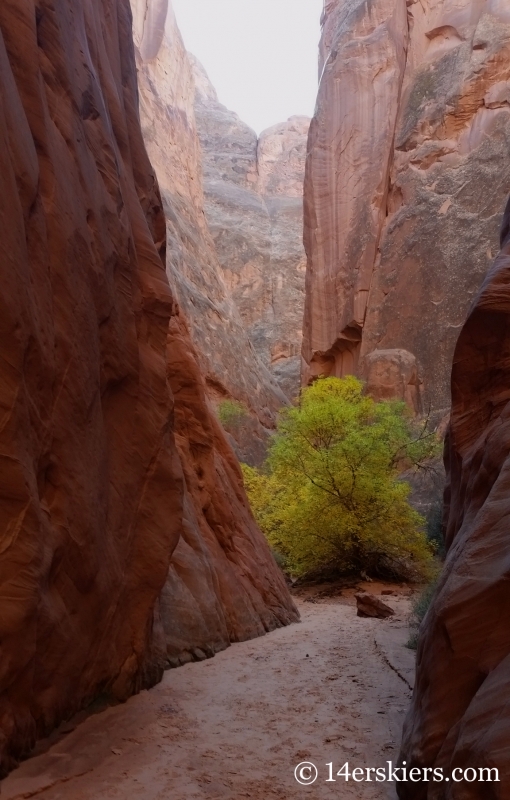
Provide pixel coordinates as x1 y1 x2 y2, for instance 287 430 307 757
172 0 323 134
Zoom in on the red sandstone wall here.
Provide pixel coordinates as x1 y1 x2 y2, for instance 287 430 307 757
0 0 296 774
303 0 510 417
398 198 510 799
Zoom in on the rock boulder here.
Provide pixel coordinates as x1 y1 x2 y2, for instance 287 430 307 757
355 593 395 619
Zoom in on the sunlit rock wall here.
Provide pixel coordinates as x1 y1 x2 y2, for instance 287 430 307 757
304 0 510 417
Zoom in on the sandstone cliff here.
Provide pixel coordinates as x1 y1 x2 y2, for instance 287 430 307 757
131 2 289 465
0 0 296 773
398 199 510 799
304 0 510 416
193 58 310 400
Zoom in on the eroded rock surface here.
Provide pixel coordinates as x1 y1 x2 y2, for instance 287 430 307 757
0 0 296 773
304 0 510 415
132 6 288 465
194 59 310 400
163 311 299 668
398 200 510 799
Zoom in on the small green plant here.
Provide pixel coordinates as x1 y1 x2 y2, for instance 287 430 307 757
406 577 439 649
426 501 445 557
270 548 288 571
217 399 249 432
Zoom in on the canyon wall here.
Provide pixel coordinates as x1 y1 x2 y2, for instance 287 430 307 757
0 0 296 774
398 199 510 799
132 3 289 464
193 59 310 400
304 0 510 417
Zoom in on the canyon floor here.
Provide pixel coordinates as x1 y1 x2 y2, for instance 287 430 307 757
1 584 415 800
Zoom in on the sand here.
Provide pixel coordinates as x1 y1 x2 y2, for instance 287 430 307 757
1 583 416 800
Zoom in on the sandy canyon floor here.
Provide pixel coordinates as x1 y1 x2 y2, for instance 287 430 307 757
2 584 415 800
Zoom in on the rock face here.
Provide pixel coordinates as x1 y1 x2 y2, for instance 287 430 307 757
193 60 310 400
162 312 299 669
398 200 510 798
132 6 288 466
0 0 296 774
303 0 510 416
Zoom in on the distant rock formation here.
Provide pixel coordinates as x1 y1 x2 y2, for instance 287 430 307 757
0 0 296 774
193 57 310 401
303 0 510 417
398 197 510 798
132 1 289 464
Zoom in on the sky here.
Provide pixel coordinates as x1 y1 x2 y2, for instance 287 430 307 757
172 0 324 134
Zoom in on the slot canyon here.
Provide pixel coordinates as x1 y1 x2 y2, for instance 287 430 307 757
0 0 508 798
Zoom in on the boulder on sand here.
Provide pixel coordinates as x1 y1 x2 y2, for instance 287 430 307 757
355 593 395 619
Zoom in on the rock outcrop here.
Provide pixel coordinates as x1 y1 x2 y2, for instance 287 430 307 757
0 0 296 774
398 199 510 798
193 59 310 400
304 0 510 416
132 5 288 465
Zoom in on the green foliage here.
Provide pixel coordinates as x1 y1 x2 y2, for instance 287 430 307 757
242 376 437 581
426 501 445 557
217 399 249 432
411 578 438 624
406 577 439 650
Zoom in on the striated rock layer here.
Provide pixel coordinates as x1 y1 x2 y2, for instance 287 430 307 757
398 199 510 799
0 0 296 774
193 59 310 400
132 3 288 465
304 0 510 416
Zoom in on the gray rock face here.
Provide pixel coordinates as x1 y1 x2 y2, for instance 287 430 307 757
132 8 288 467
193 57 310 401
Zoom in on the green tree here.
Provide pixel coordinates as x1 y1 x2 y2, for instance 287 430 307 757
242 376 437 580
217 399 249 433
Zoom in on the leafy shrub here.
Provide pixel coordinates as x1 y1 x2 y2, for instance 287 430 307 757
217 399 249 432
411 578 438 624
426 501 445 557
242 376 438 581
406 577 439 650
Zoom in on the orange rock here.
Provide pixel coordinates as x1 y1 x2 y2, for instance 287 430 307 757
303 0 510 417
303 0 408 386
163 310 299 666
0 0 297 774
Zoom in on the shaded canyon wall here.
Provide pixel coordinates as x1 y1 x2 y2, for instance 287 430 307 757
0 0 296 773
398 199 510 799
303 0 510 417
